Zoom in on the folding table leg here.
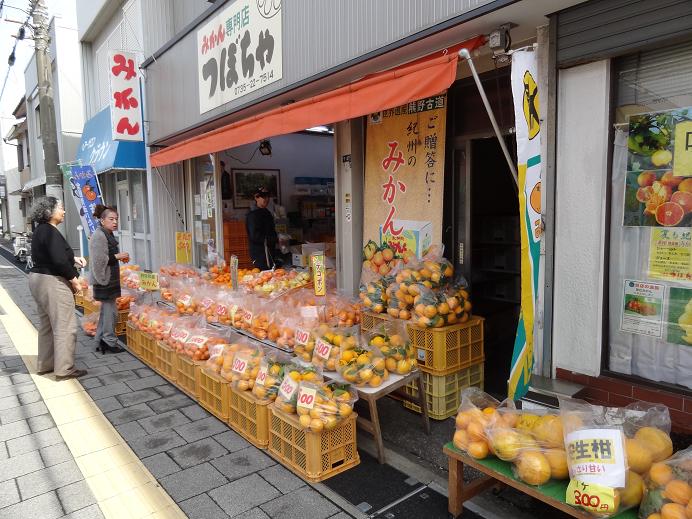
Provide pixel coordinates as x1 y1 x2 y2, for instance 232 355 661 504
368 397 385 464
415 371 431 434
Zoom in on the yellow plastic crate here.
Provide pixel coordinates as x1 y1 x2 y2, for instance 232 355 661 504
115 309 129 336
154 341 177 383
403 363 484 420
175 355 200 398
82 298 99 316
125 322 141 357
229 386 270 449
198 368 230 421
74 293 85 308
268 406 359 482
362 312 484 375
139 332 157 367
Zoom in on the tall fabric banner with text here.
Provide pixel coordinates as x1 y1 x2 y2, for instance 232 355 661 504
68 165 104 236
509 49 543 400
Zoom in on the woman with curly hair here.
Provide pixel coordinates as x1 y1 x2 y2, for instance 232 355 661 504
89 204 129 354
28 197 87 380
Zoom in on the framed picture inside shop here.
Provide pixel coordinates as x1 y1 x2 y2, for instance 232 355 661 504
232 169 281 209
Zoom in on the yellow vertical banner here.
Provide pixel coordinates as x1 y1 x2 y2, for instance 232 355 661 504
311 252 326 296
175 232 192 264
363 94 447 258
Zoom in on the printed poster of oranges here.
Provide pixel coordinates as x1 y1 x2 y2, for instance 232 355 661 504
623 107 692 227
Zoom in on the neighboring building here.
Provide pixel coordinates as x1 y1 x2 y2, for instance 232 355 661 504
4 97 31 234
23 13 84 250
76 0 212 268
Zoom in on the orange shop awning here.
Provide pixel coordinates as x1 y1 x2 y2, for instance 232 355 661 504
150 35 486 168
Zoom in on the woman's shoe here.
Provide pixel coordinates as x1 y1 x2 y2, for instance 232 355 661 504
98 340 124 354
56 369 88 381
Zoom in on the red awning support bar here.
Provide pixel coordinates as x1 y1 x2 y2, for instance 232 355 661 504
458 48 518 189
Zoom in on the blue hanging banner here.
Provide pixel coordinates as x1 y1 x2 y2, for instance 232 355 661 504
67 165 104 236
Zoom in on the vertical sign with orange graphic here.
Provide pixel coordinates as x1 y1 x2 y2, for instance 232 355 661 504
509 49 543 401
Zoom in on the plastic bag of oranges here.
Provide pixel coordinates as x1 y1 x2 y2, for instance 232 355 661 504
310 324 359 372
165 316 205 355
337 345 388 388
324 292 361 327
639 446 692 519
196 286 220 323
364 320 417 375
559 397 672 517
385 283 414 320
452 387 502 460
227 342 265 391
251 351 293 403
216 340 253 382
81 312 98 337
274 361 323 414
296 381 357 432
183 323 232 362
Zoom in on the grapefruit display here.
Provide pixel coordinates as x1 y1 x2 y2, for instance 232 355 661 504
655 202 685 226
637 187 653 203
671 191 692 214
638 171 657 187
660 171 683 188
678 178 692 193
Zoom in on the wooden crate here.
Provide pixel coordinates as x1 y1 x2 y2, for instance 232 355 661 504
267 406 359 482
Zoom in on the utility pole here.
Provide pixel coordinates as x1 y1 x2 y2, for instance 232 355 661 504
31 0 63 209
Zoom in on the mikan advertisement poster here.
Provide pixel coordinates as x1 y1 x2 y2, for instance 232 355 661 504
362 94 446 277
623 107 692 227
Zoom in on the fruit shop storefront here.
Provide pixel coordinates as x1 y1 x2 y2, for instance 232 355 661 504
549 0 692 433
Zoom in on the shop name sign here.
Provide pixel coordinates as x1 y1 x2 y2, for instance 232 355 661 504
108 50 143 142
196 0 283 114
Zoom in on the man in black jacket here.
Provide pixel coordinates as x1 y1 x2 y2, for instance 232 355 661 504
246 187 277 270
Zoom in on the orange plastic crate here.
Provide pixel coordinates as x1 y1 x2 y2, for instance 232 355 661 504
198 368 230 421
361 312 484 375
267 406 359 482
139 332 157 366
154 341 177 383
175 355 200 397
229 386 270 449
125 322 141 357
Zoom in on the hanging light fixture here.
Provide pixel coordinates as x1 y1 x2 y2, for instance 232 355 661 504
259 139 272 156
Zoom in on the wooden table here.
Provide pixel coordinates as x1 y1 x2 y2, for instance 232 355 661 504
330 371 430 464
444 443 638 519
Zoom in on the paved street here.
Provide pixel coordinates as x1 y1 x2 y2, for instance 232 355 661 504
0 252 354 519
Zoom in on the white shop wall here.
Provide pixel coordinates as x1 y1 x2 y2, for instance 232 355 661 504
218 133 334 220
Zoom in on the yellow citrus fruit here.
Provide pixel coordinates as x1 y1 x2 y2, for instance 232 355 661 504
532 415 564 448
621 470 644 507
544 449 569 480
298 414 312 428
626 438 653 474
453 429 469 451
324 415 339 430
368 375 382 387
490 430 523 462
467 441 489 459
456 411 471 430
467 421 485 442
660 503 686 519
649 462 674 487
635 427 673 463
309 418 324 432
385 358 397 372
396 359 411 374
663 480 692 505
515 451 551 486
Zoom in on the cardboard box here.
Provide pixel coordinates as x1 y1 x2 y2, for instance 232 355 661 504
379 220 432 259
301 243 326 256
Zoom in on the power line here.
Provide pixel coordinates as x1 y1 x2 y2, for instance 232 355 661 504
0 1 36 105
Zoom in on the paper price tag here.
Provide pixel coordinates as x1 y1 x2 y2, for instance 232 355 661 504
187 335 208 348
231 355 249 375
138 271 160 291
565 429 625 488
161 322 173 335
242 311 253 324
278 375 299 401
314 338 332 360
215 304 228 316
255 364 268 386
178 294 192 306
200 297 214 310
171 329 191 342
566 480 617 515
295 328 310 346
209 344 225 357
296 386 317 410
300 306 319 319
417 348 426 362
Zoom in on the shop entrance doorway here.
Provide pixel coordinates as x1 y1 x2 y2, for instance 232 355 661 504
116 180 134 257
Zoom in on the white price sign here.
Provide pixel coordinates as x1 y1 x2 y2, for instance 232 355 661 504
296 386 317 410
278 374 298 401
196 0 283 114
295 328 310 346
255 364 268 386
231 355 249 375
314 338 332 360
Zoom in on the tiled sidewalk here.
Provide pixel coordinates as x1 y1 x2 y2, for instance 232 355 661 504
0 255 353 519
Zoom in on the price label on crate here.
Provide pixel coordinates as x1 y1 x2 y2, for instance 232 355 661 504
296 385 317 410
231 355 249 375
161 322 173 335
278 374 299 401
417 348 426 362
241 310 253 325
255 364 268 386
171 329 191 343
314 338 332 360
178 294 192 307
187 335 209 348
295 328 310 346
199 297 214 310
215 303 228 316
209 344 225 358
566 480 617 516
138 271 159 291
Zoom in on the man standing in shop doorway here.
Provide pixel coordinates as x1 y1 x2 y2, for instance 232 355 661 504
220 161 232 200
246 187 277 270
